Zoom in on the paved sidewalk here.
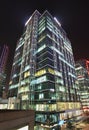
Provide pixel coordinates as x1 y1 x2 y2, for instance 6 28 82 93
76 122 86 129
83 124 89 130
61 122 89 130
73 123 89 130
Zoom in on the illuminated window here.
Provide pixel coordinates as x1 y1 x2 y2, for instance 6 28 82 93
18 86 29 93
48 68 62 77
39 93 44 99
38 35 46 43
39 17 45 25
37 44 46 53
47 25 52 32
56 79 63 85
47 21 53 29
9 84 19 89
55 70 62 77
24 71 30 78
36 75 47 84
48 68 55 75
39 23 45 31
9 81 12 85
59 86 65 92
39 20 45 28
22 95 28 100
35 69 46 77
38 27 45 34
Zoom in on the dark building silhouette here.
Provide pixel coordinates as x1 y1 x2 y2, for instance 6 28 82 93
0 44 9 98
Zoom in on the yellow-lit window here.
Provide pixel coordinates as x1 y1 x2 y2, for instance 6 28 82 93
48 68 55 75
35 69 46 77
38 35 46 43
22 95 28 100
24 71 30 78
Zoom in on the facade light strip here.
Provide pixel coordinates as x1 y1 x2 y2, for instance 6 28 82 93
51 46 64 56
25 16 32 26
59 56 75 69
54 17 61 27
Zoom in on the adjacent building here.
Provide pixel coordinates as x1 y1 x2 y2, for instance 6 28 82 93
9 10 81 130
75 59 89 112
0 44 9 98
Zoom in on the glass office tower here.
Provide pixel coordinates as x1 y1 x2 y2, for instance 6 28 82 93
9 10 81 130
75 59 89 112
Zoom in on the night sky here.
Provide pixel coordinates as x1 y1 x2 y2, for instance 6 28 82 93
0 0 89 62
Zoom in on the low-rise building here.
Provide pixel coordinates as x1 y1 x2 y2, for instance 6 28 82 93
75 59 89 112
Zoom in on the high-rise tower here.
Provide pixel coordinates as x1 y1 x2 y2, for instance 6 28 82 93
9 10 81 130
0 44 9 98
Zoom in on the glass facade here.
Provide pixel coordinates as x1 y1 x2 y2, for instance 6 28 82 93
75 60 89 112
9 10 81 129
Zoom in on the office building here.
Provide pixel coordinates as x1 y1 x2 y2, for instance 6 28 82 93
0 44 9 98
75 59 89 112
9 10 81 130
